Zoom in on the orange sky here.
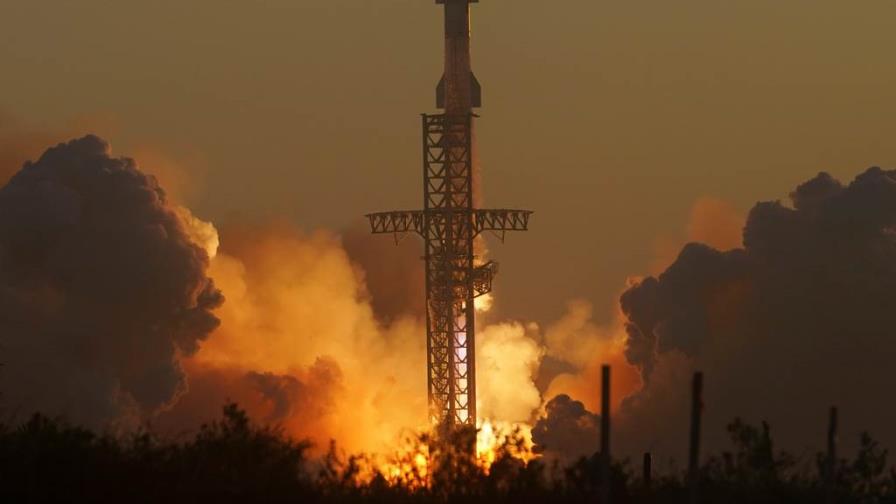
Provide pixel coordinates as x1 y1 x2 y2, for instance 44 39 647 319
2 0 895 325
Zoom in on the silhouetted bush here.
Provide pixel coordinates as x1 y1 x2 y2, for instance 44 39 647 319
1 405 894 503
0 403 313 503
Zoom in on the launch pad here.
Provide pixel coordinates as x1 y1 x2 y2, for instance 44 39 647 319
366 0 531 427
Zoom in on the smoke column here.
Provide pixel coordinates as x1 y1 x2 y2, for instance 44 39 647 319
0 135 222 429
164 223 430 452
6 135 893 464
616 167 896 457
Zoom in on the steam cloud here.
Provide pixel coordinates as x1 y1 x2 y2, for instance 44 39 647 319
0 135 222 428
477 321 543 422
6 134 894 463
0 134 545 453
342 223 425 323
161 223 430 453
531 394 600 461
617 167 896 456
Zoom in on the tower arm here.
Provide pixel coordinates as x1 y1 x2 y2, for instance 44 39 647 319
472 260 498 298
366 210 424 236
473 209 533 236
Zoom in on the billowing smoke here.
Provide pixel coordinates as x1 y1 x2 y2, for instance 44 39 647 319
161 223 431 453
617 167 896 457
11 135 893 466
160 357 343 444
0 133 553 453
0 135 222 428
541 300 641 416
530 197 746 449
477 321 543 422
342 223 424 323
648 196 745 275
0 112 67 185
531 394 600 461
526 300 642 462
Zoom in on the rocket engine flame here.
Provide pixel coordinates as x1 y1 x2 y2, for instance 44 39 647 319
474 292 493 312
0 134 633 468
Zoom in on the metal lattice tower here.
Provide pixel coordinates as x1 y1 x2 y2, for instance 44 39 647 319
366 0 531 428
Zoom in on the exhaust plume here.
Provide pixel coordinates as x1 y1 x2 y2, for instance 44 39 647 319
531 394 600 462
477 321 543 423
342 223 424 323
0 135 222 428
161 223 430 453
619 167 896 456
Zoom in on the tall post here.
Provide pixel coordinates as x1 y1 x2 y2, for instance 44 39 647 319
600 364 611 504
688 372 703 504
825 406 838 503
642 452 652 489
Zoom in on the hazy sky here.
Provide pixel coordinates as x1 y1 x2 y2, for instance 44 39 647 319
3 0 895 324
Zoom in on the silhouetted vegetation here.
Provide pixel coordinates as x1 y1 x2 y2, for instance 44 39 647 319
1 405 894 503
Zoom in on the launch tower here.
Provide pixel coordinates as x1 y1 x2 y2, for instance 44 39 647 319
366 0 531 427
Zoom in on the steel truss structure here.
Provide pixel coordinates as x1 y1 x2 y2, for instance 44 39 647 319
367 113 530 426
366 0 531 429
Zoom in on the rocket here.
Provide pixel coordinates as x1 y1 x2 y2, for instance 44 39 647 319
366 0 532 428
436 0 482 113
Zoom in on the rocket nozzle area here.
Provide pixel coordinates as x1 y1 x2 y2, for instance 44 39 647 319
437 73 481 109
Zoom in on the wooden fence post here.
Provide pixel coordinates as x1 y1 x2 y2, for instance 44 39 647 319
825 406 838 503
600 364 611 504
688 372 703 504
643 452 652 489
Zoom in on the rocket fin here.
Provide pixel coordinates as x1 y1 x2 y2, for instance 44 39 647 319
470 72 481 108
435 73 482 109
436 75 446 109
